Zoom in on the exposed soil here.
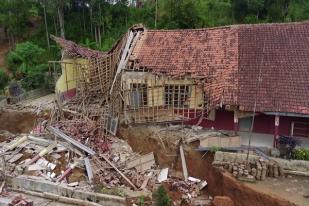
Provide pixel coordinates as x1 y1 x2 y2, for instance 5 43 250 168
244 176 309 206
0 110 37 133
118 126 298 206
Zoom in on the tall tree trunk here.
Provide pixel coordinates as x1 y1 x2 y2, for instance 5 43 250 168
98 26 101 47
98 3 102 47
82 7 86 35
90 7 93 39
43 1 50 50
58 6 65 38
53 15 58 36
103 21 105 36
94 26 98 44
155 0 158 28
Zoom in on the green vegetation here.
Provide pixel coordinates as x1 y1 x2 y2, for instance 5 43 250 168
293 148 309 161
1 0 309 91
7 41 49 90
0 70 9 92
153 185 171 206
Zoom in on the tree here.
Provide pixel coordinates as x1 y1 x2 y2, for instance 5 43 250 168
7 41 48 90
0 0 36 47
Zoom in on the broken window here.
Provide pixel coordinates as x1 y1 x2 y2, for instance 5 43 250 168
130 83 148 108
164 85 190 108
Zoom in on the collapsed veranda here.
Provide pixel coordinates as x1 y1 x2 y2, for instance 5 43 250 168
51 22 309 143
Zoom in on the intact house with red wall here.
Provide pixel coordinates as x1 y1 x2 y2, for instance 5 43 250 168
53 22 309 148
124 22 309 148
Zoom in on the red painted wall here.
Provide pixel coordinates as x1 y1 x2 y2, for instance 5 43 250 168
186 109 309 137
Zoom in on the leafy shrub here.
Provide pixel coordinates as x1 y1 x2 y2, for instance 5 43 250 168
293 148 309 161
7 42 48 90
153 185 171 206
7 41 46 74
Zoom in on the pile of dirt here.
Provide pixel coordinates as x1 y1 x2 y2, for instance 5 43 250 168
118 125 297 206
0 110 36 133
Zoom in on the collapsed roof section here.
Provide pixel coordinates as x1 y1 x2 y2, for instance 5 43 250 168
51 35 107 58
129 22 309 115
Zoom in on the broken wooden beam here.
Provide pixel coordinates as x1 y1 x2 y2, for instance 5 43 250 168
5 136 28 151
180 145 188 181
57 161 79 182
48 126 95 156
99 155 137 190
26 143 57 166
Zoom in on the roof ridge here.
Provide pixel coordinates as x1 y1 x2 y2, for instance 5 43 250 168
147 21 309 32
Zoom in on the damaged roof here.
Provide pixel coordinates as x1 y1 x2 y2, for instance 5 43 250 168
131 22 309 115
51 35 106 58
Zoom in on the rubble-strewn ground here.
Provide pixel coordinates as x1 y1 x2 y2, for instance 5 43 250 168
119 125 305 206
0 191 76 206
1 107 308 206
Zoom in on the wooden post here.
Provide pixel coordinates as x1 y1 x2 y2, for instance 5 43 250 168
233 110 239 135
274 115 280 148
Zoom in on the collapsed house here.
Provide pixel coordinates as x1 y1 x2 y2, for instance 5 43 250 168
50 22 309 146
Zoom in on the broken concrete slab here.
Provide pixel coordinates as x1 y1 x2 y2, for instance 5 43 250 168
200 136 241 148
126 152 155 172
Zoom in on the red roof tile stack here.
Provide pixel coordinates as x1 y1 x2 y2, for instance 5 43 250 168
131 22 309 115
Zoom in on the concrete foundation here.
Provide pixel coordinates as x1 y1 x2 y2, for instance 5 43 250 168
6 175 126 206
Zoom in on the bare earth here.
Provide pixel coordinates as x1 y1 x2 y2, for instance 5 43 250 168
244 175 309 206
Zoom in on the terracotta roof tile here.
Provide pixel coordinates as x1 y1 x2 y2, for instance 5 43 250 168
51 35 106 58
131 22 309 115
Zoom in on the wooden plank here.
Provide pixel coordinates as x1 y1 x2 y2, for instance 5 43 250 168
48 126 95 156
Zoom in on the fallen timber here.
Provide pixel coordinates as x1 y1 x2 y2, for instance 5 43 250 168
48 126 96 156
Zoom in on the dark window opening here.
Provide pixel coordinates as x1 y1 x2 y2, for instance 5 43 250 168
291 122 309 138
130 83 148 108
164 85 190 108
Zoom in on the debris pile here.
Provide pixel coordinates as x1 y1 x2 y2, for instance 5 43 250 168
7 195 33 206
167 177 208 201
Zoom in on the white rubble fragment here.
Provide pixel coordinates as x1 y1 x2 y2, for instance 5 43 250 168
68 182 79 187
157 168 169 183
27 164 46 171
48 162 57 170
198 181 208 190
188 176 201 183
